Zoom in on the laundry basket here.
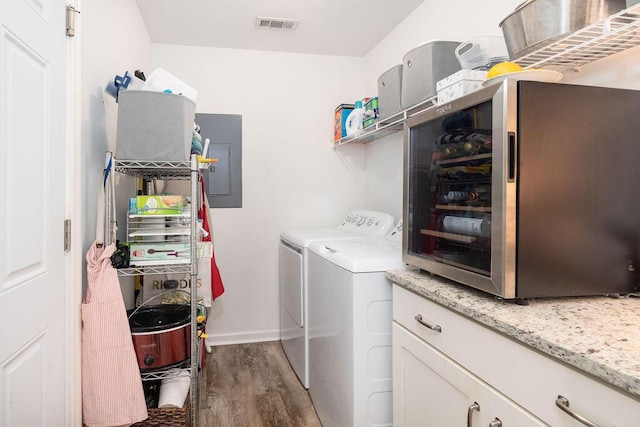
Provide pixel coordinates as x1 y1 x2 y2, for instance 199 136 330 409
132 394 190 427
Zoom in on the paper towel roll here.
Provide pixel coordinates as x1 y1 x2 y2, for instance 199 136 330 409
158 369 190 408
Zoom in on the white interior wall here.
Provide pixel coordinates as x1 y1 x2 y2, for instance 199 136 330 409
360 0 523 220
80 0 151 305
558 44 640 88
92 1 640 344
360 0 640 222
150 44 366 343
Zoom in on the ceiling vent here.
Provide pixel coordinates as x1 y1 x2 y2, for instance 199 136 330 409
255 17 299 31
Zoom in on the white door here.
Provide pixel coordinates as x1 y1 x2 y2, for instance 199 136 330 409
0 0 69 425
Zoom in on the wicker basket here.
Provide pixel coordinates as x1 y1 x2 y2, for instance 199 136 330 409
133 394 191 427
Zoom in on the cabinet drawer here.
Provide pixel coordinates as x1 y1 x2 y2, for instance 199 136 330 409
393 285 640 426
393 322 545 427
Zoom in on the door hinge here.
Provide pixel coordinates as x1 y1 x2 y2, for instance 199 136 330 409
64 219 71 252
66 6 80 37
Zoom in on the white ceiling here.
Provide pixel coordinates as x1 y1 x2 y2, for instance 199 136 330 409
135 0 425 57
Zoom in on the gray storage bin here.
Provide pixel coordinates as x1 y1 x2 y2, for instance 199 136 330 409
116 90 196 161
377 64 403 120
401 41 461 109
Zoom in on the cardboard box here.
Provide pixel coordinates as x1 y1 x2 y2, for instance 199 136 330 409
437 80 485 104
129 242 191 265
436 70 488 91
136 195 184 215
363 97 379 128
141 241 213 307
334 104 354 141
436 70 487 104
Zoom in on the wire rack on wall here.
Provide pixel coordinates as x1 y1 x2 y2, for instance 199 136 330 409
514 4 640 69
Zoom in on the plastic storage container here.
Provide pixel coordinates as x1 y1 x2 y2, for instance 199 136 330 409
377 65 403 120
455 36 510 70
116 90 196 161
345 100 365 136
142 68 198 104
401 40 461 109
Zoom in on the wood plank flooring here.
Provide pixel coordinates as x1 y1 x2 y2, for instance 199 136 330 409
199 341 322 427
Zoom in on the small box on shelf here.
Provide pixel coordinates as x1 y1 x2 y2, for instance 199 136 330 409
334 103 354 141
436 70 487 104
135 195 184 215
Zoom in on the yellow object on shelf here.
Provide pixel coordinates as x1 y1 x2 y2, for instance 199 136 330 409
486 61 523 79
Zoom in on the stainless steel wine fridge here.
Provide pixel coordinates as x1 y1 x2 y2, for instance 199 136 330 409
403 80 640 300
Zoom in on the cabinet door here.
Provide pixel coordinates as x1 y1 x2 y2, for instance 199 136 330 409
393 323 546 427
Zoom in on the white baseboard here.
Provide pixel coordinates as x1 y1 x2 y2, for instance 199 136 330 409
206 329 281 347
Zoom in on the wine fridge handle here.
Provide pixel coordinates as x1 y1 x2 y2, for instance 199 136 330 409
508 131 517 183
555 396 600 427
414 314 442 332
467 402 480 427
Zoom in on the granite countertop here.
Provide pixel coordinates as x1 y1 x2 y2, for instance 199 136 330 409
386 269 640 399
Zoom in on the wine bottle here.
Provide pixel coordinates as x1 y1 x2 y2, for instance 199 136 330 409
441 140 488 157
440 187 491 203
438 215 491 237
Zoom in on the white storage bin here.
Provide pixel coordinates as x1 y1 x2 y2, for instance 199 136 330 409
116 90 196 161
401 40 461 109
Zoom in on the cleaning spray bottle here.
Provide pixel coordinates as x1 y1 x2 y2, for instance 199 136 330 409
345 100 365 136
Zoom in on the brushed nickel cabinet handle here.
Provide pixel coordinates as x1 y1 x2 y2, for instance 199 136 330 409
467 402 480 427
489 418 502 427
555 395 600 427
414 314 442 332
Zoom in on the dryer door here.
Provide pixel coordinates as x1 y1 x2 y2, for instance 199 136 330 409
280 241 303 328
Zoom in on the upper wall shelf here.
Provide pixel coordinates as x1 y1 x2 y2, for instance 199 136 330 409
333 96 437 148
333 4 640 148
514 4 640 69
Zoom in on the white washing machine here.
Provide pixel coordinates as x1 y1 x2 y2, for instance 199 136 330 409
279 211 395 389
307 221 406 427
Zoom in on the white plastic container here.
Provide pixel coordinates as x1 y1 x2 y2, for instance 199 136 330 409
345 100 365 136
455 36 509 70
142 68 198 104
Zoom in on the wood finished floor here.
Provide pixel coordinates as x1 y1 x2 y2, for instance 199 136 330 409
199 341 322 427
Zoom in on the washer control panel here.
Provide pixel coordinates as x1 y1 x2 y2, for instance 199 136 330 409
338 210 395 237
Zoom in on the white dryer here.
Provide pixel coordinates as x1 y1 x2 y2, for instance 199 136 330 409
279 211 395 389
307 221 406 427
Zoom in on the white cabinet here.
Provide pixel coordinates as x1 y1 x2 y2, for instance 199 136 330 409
393 322 544 426
392 284 640 427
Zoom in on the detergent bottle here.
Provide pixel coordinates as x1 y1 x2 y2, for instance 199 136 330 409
345 100 365 136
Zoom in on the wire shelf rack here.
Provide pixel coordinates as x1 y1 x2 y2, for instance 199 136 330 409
514 5 640 69
333 5 640 148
